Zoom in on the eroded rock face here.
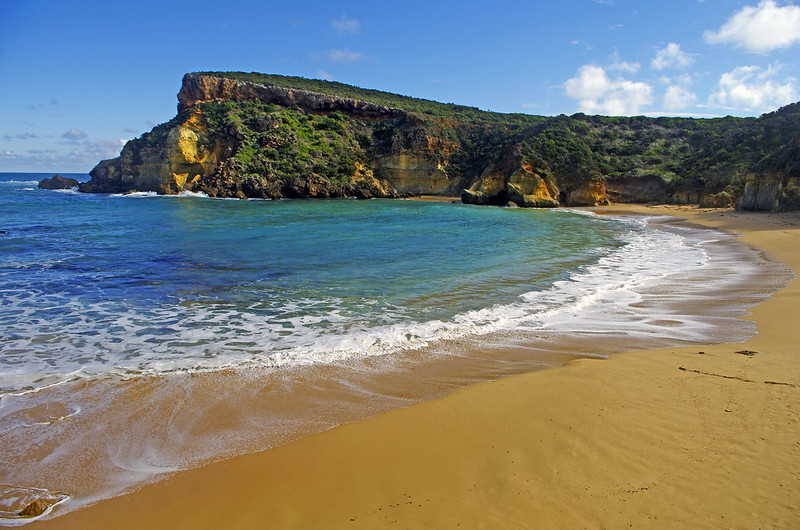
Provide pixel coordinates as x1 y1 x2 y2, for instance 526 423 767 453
38 174 79 190
699 191 735 208
565 180 610 207
738 174 800 211
738 138 800 211
80 110 228 194
376 154 453 195
463 149 606 207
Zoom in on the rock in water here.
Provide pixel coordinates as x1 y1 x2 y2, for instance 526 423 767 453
38 174 79 190
18 499 53 517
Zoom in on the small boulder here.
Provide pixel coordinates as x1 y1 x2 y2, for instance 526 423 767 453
18 498 53 518
38 174 79 190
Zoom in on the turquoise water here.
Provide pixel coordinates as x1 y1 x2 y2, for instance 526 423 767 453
0 172 628 388
0 172 790 523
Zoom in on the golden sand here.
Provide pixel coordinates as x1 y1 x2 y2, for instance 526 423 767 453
38 205 800 529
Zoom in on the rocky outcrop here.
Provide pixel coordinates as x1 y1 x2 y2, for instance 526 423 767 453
565 180 610 206
463 148 607 207
738 174 800 211
373 125 460 195
80 110 230 194
699 191 735 208
38 174 79 190
738 136 800 211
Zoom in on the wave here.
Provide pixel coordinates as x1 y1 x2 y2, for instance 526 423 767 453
109 191 158 198
0 213 773 396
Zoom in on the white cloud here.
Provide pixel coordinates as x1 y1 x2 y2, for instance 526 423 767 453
664 85 698 111
651 43 694 70
331 15 360 35
325 49 366 63
704 0 800 53
709 63 798 112
316 70 333 81
565 64 653 115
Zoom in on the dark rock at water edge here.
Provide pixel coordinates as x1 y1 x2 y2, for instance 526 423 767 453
38 174 79 190
18 498 54 518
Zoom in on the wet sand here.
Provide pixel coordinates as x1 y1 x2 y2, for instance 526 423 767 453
36 204 800 528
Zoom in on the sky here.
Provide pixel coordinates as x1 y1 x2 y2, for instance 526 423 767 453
1 0 799 173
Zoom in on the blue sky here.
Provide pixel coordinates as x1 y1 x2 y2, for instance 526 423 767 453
1 0 799 172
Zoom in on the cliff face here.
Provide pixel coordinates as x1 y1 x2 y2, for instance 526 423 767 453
739 136 800 211
177 74 406 120
739 174 800 211
80 72 800 210
80 110 230 194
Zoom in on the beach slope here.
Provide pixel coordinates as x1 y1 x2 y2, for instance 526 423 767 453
38 205 800 529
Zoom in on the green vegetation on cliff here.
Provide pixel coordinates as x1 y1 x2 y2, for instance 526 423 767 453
194 71 539 125
199 100 369 183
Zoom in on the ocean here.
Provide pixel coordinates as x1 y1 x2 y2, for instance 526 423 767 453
0 172 790 523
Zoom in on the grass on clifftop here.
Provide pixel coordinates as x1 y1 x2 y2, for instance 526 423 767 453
193 71 541 126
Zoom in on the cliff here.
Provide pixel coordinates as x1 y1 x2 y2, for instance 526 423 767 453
177 74 406 120
80 72 800 210
739 123 800 211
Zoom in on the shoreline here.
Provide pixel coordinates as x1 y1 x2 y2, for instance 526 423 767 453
34 204 800 528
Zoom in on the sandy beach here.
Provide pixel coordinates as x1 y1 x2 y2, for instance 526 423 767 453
35 204 800 529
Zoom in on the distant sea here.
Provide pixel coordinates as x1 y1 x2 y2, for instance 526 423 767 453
0 172 790 523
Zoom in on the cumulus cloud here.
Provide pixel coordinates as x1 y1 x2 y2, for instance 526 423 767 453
62 128 88 141
664 85 698 111
709 63 798 112
704 0 800 53
565 64 653 115
651 43 694 70
331 15 360 35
